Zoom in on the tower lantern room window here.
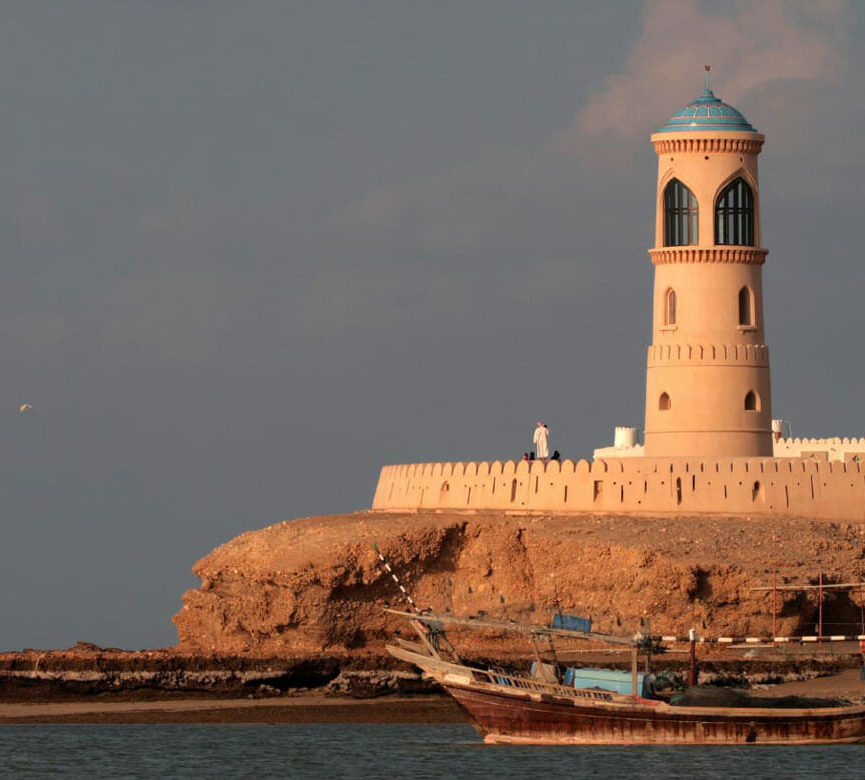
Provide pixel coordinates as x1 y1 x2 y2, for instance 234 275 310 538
663 179 698 246
715 177 754 246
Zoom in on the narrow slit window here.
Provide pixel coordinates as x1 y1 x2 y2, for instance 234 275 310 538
659 392 671 411
738 286 753 326
744 390 759 411
665 288 677 326
752 481 764 502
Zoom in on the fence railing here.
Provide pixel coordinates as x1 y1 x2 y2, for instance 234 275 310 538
476 669 615 702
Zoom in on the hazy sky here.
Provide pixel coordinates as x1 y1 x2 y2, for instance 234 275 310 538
1 1 864 650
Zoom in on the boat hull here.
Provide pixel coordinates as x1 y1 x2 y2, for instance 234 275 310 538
444 682 865 746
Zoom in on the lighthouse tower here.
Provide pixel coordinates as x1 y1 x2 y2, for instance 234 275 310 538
643 71 773 457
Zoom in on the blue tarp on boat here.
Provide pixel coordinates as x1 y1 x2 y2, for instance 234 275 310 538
552 614 592 633
564 667 645 696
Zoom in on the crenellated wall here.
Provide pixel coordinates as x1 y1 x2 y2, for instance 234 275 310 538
372 456 865 521
774 436 865 463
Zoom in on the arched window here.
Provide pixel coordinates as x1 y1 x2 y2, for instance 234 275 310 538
744 390 759 411
664 288 677 325
664 179 698 246
715 177 754 245
659 392 671 411
738 286 753 326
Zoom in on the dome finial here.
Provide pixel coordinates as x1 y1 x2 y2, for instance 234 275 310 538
656 73 757 133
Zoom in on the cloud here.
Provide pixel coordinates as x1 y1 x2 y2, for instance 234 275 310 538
318 0 863 335
332 0 856 251
562 0 852 150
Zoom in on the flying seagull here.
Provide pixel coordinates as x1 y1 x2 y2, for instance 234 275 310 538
19 403 34 413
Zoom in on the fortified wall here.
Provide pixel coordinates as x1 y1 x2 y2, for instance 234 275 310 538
372 84 865 525
773 437 865 463
371 445 865 521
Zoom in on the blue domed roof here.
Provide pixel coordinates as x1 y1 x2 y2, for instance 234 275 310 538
657 88 757 134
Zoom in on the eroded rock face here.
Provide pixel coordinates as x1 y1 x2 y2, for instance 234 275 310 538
173 511 865 655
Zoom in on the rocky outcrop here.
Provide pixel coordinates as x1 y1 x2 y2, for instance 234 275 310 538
0 647 349 698
173 511 865 656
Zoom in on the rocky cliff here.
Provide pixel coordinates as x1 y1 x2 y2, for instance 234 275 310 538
173 511 865 656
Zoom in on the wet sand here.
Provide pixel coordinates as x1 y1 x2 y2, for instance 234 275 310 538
0 694 467 725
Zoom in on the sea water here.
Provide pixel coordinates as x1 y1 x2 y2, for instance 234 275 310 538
1 724 865 779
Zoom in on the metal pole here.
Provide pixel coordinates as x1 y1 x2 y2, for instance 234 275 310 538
372 543 422 615
772 570 777 641
858 541 864 634
644 618 651 674
818 571 823 639
687 628 697 688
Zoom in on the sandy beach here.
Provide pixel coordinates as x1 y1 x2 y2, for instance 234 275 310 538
748 668 865 700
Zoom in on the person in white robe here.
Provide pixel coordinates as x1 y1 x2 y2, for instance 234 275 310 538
533 421 550 460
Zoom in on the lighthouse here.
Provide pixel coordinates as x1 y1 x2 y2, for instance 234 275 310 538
643 70 773 458
374 73 865 519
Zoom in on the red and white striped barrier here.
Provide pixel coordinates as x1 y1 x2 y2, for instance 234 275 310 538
372 543 422 616
657 634 865 645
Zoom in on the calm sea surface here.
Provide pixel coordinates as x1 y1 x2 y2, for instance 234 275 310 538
2 724 865 778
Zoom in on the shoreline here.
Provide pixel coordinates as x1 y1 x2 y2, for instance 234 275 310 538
2 670 863 725
0 693 467 725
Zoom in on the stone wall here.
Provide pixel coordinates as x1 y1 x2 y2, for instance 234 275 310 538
774 437 865 463
372 456 865 520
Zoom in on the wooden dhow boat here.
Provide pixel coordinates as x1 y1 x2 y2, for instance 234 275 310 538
386 609 865 746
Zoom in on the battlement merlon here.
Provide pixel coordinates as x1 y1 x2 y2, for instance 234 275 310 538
371 455 865 520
